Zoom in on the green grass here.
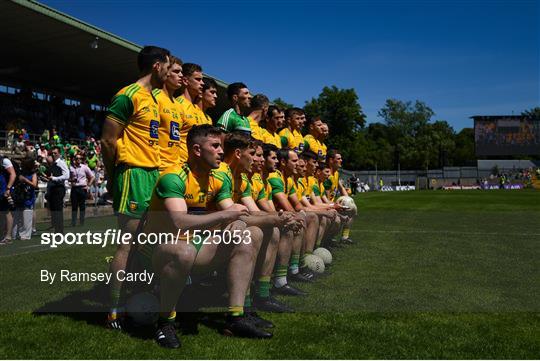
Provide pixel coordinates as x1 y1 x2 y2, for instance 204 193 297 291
1 190 539 359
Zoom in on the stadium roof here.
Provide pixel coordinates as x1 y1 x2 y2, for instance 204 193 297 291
0 0 229 105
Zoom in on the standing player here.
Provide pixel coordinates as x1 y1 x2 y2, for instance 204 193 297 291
217 82 252 134
303 116 327 163
247 94 270 143
280 108 305 152
154 56 184 172
197 77 218 122
101 45 171 329
263 106 284 148
176 63 209 164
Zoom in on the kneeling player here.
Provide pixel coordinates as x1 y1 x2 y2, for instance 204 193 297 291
140 125 270 348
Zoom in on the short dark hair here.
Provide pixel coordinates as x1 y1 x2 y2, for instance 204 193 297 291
252 139 264 149
250 94 269 111
308 115 323 126
224 131 253 157
300 150 318 161
182 63 203 77
51 146 61 153
277 148 293 162
266 105 283 119
137 46 170 73
262 143 279 158
202 77 218 92
227 82 248 100
326 149 340 160
285 108 302 119
316 162 329 171
170 55 183 66
187 125 223 149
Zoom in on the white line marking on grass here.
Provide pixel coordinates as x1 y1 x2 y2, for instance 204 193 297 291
355 229 540 237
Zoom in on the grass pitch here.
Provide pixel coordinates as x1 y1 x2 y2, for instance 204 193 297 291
0 190 539 359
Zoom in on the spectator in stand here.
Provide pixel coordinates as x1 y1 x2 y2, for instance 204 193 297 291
13 134 25 155
12 158 38 240
43 146 69 233
21 128 29 141
0 155 17 245
86 150 99 171
69 153 95 226
41 129 50 143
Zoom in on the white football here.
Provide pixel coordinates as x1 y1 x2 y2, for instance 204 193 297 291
126 292 159 326
305 254 325 274
313 247 332 265
337 196 357 214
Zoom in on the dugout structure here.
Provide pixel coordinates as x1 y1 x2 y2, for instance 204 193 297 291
0 0 230 119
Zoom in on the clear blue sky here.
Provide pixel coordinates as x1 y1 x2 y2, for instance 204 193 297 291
43 0 539 131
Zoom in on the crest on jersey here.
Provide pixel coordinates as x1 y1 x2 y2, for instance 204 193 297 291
170 121 180 141
150 120 159 139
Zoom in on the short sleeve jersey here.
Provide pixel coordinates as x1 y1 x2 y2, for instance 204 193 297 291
176 96 211 164
295 177 307 198
279 128 305 153
263 130 282 148
217 108 251 133
308 176 320 197
267 170 296 197
151 164 232 214
153 89 183 171
303 134 327 163
323 170 340 202
250 173 267 201
106 83 160 168
215 162 251 203
249 117 266 142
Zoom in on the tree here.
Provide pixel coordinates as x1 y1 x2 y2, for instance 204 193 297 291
302 86 366 169
453 128 475 166
522 106 540 120
303 86 366 146
273 97 294 110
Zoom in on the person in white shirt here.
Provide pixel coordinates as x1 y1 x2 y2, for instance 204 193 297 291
0 156 16 244
43 146 69 233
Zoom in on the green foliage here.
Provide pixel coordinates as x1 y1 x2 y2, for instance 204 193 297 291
521 106 540 119
304 86 366 137
272 97 294 110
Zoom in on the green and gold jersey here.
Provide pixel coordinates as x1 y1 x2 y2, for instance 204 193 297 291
296 177 310 199
263 130 282 148
150 163 232 214
303 134 327 163
268 170 296 197
249 117 266 142
308 176 320 197
323 170 340 202
279 128 305 152
250 172 267 201
217 108 251 133
107 83 160 168
153 89 183 171
215 162 251 203
176 96 209 164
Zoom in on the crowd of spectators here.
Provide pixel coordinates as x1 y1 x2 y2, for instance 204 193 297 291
1 127 108 243
0 88 106 143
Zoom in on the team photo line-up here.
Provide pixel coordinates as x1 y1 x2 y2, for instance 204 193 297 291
100 45 357 349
